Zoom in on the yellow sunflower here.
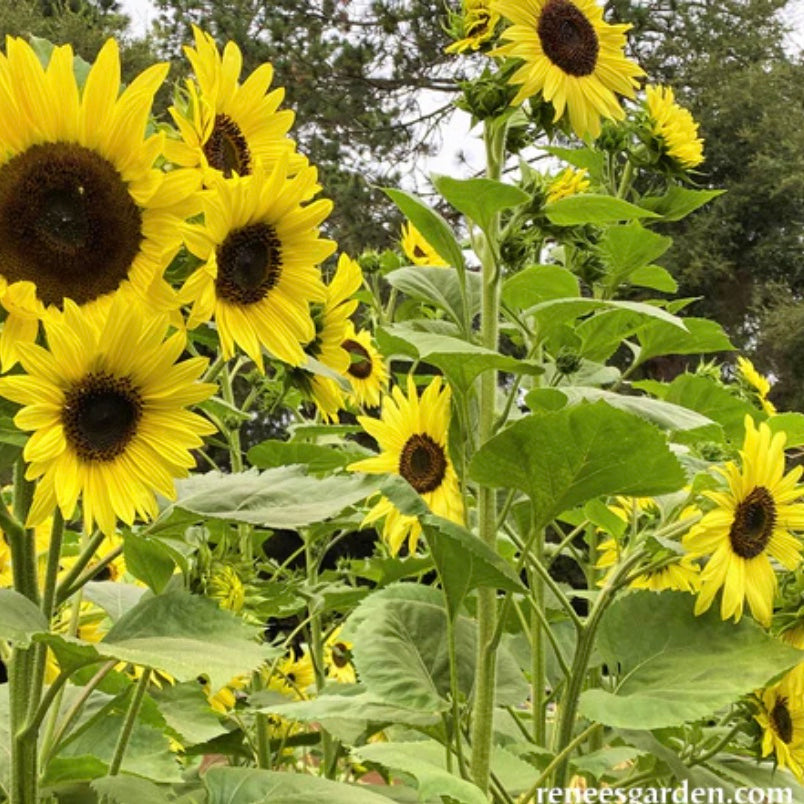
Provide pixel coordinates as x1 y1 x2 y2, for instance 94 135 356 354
348 375 464 555
180 162 335 371
202 673 249 714
683 417 804 626
0 298 217 536
755 662 804 780
491 0 644 138
296 254 363 421
265 652 316 700
207 564 245 613
0 37 199 368
401 222 448 267
737 356 776 416
446 1 501 53
596 538 701 593
166 26 306 182
546 167 590 204
644 84 704 170
342 324 388 409
324 627 356 684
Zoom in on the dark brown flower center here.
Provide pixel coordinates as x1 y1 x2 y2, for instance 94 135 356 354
62 372 143 462
342 339 373 380
413 244 427 260
537 0 599 77
399 433 447 494
331 641 350 668
729 486 776 559
216 223 282 305
0 143 143 308
466 10 493 38
204 114 251 177
771 697 794 744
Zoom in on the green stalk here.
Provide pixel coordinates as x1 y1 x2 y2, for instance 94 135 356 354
469 116 506 792
529 529 546 745
446 612 469 779
108 668 151 776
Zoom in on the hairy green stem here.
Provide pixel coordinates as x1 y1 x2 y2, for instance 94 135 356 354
446 612 469 779
108 668 151 776
529 530 546 745
54 529 105 606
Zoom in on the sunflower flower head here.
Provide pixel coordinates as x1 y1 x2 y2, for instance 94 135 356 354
546 167 590 204
446 0 501 54
401 222 448 267
0 297 217 536
683 417 804 626
755 662 804 780
342 324 388 409
644 84 704 170
348 375 464 555
736 356 776 416
491 0 644 139
265 652 316 700
324 627 357 684
207 564 246 613
0 37 199 368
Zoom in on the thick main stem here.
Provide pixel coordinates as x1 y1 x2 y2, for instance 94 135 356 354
470 119 505 793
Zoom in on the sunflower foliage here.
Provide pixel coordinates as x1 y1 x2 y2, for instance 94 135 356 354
0 5 802 804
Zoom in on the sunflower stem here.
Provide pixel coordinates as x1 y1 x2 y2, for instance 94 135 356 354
445 610 469 779
616 158 635 199
529 529 547 745
469 116 507 793
108 667 151 776
54 529 106 606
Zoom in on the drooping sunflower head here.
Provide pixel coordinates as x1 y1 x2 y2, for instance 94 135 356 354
546 166 590 204
180 161 335 371
401 222 448 267
342 324 388 409
492 0 644 138
348 375 464 555
0 297 217 536
644 84 704 170
0 37 199 368
325 627 357 684
736 355 776 416
446 0 501 53
684 417 804 626
755 663 804 780
167 26 306 182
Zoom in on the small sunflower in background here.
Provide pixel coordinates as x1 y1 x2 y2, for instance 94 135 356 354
266 653 316 700
683 417 804 626
546 167 590 204
596 539 701 594
167 26 306 181
755 663 804 780
349 375 464 555
342 324 388 409
207 564 246 613
0 37 198 369
492 0 643 138
0 297 217 536
644 84 704 170
181 162 335 371
400 222 448 267
324 627 356 684
446 0 500 54
736 356 776 416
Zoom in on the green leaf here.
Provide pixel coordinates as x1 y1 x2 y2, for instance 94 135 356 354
598 223 672 284
578 591 801 729
354 740 486 804
543 146 605 181
82 582 147 622
526 387 715 433
91 776 173 804
0 589 48 646
502 265 579 310
152 682 229 746
384 188 465 270
629 264 678 293
545 194 660 226
171 467 381 529
246 440 354 473
350 584 527 712
422 515 524 618
470 402 685 526
385 266 479 329
101 589 272 690
767 412 804 447
570 746 644 779
377 324 542 392
634 317 734 367
641 186 724 222
431 175 529 235
203 766 395 804
123 535 175 594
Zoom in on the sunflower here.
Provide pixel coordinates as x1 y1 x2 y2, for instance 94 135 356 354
202 673 249 714
342 324 388 409
492 0 643 138
0 37 198 368
0 298 217 536
755 662 804 780
683 417 804 626
167 26 306 181
181 162 334 371
348 375 464 555
644 84 704 170
596 538 701 593
266 652 316 700
324 627 356 684
295 254 363 421
207 564 245 613
446 1 501 54
401 222 448 267
546 167 590 204
737 356 776 416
